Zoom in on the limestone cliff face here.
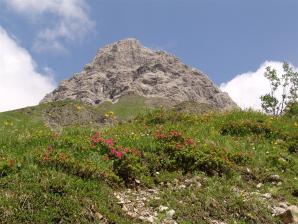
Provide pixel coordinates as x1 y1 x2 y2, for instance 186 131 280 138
41 38 237 110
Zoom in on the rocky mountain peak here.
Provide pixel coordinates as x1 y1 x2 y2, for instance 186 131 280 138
87 38 175 71
41 39 237 110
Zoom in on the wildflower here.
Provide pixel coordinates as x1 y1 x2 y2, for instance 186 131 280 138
110 148 116 155
154 130 166 139
43 153 50 161
105 138 114 146
104 111 116 119
169 130 182 137
7 159 14 167
115 151 123 159
58 153 67 161
175 143 183 149
131 148 142 157
92 132 101 139
186 138 194 145
47 146 54 153
91 132 104 145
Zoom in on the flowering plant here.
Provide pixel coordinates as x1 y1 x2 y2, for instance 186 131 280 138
154 129 195 152
91 132 141 160
91 132 144 182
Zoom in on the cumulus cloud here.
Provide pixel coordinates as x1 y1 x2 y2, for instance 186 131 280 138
4 0 94 52
0 26 55 112
220 61 298 110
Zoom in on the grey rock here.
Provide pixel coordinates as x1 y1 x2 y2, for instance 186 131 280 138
269 174 281 182
279 202 290 209
261 193 272 199
147 216 156 223
166 209 176 218
210 220 226 224
159 205 169 212
272 207 287 216
41 38 237 110
95 212 103 220
135 179 141 184
256 183 263 188
279 205 298 224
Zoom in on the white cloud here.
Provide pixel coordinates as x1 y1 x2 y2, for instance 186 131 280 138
4 0 94 52
220 61 298 110
0 26 56 112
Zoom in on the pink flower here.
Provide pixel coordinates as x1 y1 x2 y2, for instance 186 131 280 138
115 151 123 159
186 138 194 145
105 138 114 146
91 132 103 144
110 148 116 155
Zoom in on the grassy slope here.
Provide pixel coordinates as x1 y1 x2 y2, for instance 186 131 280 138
0 101 297 223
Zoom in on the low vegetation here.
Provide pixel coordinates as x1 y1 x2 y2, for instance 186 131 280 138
0 101 297 223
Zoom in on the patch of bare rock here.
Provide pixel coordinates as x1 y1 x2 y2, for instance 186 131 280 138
233 184 298 224
272 202 298 224
114 187 177 223
114 176 202 223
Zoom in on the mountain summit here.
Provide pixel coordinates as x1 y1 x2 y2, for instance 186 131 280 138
41 38 236 110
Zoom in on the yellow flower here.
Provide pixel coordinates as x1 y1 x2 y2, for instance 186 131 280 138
105 111 116 119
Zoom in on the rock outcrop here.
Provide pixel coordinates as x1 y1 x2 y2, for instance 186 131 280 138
41 38 236 110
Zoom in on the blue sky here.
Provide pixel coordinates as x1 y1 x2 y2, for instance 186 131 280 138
0 0 298 111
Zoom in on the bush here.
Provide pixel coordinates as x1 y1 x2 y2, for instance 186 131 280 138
37 147 120 185
287 141 298 154
220 119 275 138
0 160 15 177
284 102 298 118
174 147 233 176
153 130 249 176
91 132 145 184
137 109 198 125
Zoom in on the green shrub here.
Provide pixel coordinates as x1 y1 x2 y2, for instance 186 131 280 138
284 102 298 118
174 147 233 175
220 119 276 138
36 148 120 185
153 130 246 176
0 160 15 177
137 108 198 125
112 153 149 184
281 132 298 154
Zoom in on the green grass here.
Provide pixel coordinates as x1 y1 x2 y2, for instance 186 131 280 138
0 102 297 223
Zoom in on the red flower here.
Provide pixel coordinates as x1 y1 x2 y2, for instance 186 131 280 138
7 159 14 167
169 130 182 137
105 138 114 146
58 153 67 161
110 148 116 155
47 146 54 153
91 132 102 144
186 138 194 145
43 153 50 161
115 151 123 159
